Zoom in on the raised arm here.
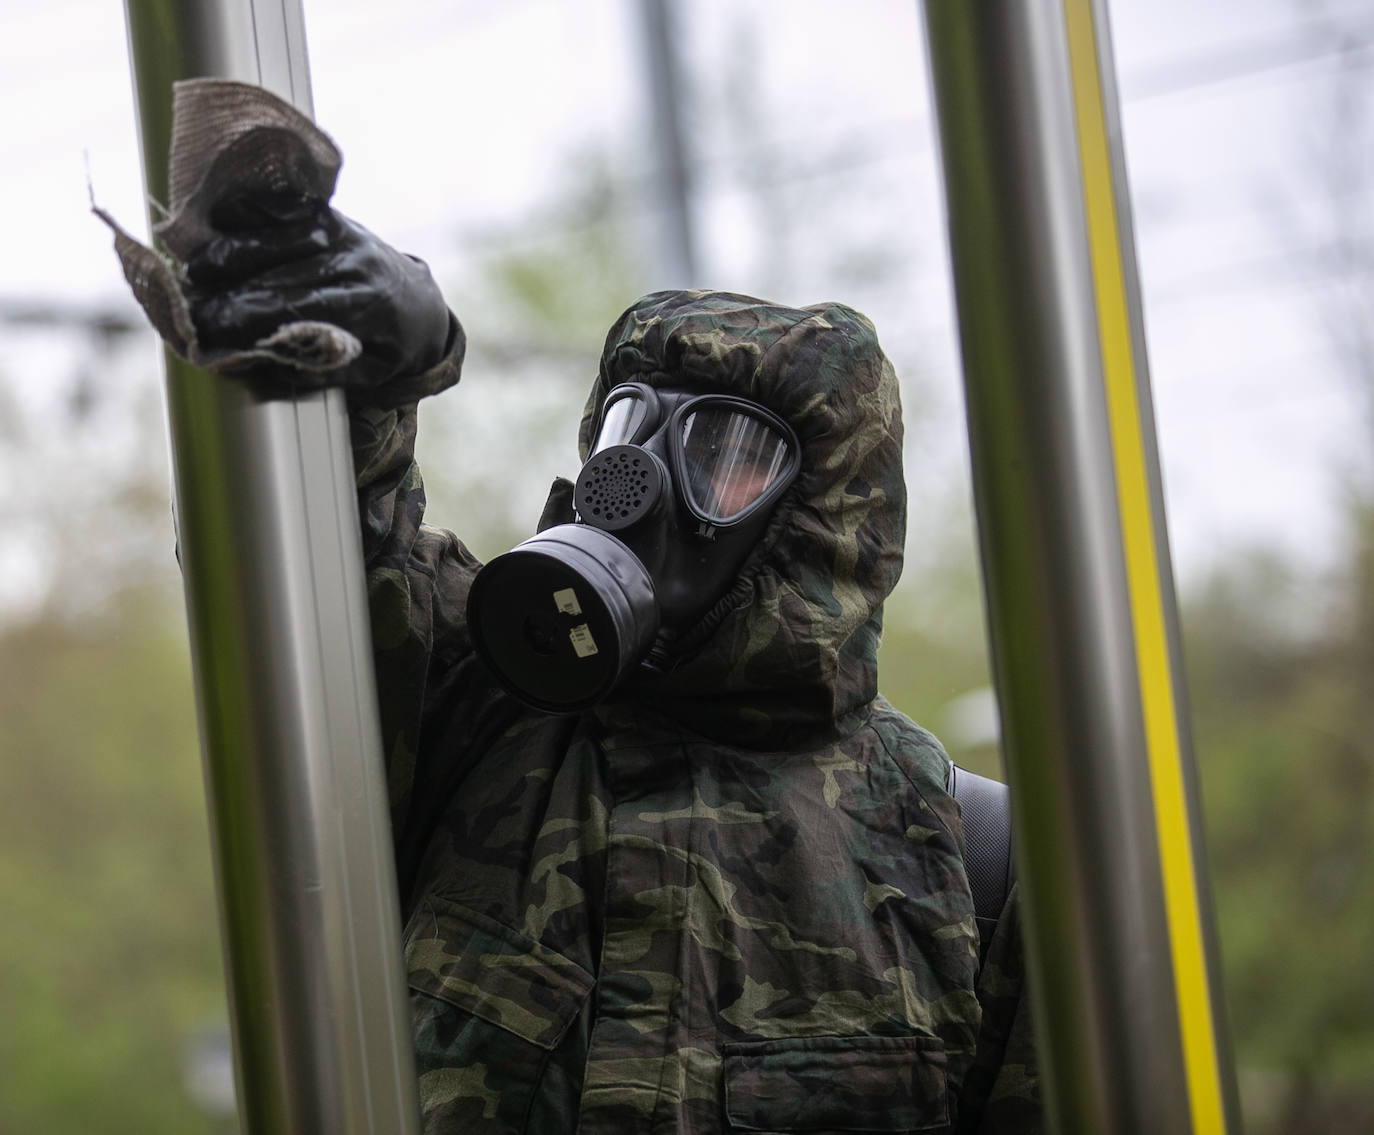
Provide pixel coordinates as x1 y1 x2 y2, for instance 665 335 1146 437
200 223 519 911
115 140 508 903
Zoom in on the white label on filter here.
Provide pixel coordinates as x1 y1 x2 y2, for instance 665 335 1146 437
553 587 583 616
568 623 599 658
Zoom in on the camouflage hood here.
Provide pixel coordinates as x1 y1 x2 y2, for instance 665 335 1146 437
575 290 907 749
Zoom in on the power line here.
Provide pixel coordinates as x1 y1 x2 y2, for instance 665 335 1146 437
8 18 1373 337
1142 238 1374 307
0 299 142 337
1123 22 1374 100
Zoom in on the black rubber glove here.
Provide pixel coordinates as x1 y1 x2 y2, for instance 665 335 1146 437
180 191 453 395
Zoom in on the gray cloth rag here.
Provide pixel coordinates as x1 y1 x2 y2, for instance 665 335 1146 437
95 78 362 374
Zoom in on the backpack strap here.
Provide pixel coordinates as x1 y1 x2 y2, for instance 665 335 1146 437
947 763 1015 968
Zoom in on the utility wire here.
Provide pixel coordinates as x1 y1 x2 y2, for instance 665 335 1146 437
0 300 141 336
1124 22 1374 100
1142 239 1374 306
7 18 1372 337
451 34 1374 253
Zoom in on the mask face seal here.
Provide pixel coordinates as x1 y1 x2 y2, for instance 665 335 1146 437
467 383 801 713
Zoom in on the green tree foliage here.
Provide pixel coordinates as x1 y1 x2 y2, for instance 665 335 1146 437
0 595 234 1133
1183 523 1374 1133
412 149 648 562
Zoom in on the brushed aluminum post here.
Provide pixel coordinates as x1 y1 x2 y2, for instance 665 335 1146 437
920 1 1238 1131
122 2 420 1131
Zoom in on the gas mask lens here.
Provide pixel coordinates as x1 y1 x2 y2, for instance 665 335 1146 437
679 406 792 523
589 384 800 528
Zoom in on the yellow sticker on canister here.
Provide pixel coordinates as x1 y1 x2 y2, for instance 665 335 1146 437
553 588 583 616
568 623 599 658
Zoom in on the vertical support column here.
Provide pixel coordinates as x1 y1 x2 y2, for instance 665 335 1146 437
920 1 1238 1131
637 0 698 286
122 3 419 1132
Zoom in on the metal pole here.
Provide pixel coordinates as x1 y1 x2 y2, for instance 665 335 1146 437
121 3 419 1132
637 0 698 285
919 1 1238 1132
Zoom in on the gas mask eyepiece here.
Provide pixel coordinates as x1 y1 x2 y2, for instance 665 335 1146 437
467 383 800 712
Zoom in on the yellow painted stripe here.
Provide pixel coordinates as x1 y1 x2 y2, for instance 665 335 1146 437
1060 1 1226 1131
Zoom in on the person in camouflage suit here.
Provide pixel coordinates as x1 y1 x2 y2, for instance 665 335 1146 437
348 287 1041 1133
116 81 1041 1122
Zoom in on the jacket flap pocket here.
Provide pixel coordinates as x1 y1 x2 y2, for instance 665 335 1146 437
722 1034 948 1132
405 896 594 1051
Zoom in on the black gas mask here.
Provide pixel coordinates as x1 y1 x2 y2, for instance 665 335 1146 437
466 383 801 712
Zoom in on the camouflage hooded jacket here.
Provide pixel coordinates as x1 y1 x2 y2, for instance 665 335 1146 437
352 291 1040 1134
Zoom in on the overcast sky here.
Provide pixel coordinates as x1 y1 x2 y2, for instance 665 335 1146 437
1 0 1370 606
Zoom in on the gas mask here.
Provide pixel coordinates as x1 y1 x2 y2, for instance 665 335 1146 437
466 383 801 712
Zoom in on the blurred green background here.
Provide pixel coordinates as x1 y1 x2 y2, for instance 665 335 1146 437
1 0 1371 1131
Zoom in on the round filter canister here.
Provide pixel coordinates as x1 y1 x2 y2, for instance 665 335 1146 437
466 525 659 712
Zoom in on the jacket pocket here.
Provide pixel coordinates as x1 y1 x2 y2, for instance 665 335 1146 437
405 895 594 1051
721 1034 949 1133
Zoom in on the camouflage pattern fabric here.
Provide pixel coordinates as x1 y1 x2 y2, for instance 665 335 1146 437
354 290 1042 1132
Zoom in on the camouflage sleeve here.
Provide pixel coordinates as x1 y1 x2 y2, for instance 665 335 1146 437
350 309 465 569
956 883 1044 1134
348 325 499 906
